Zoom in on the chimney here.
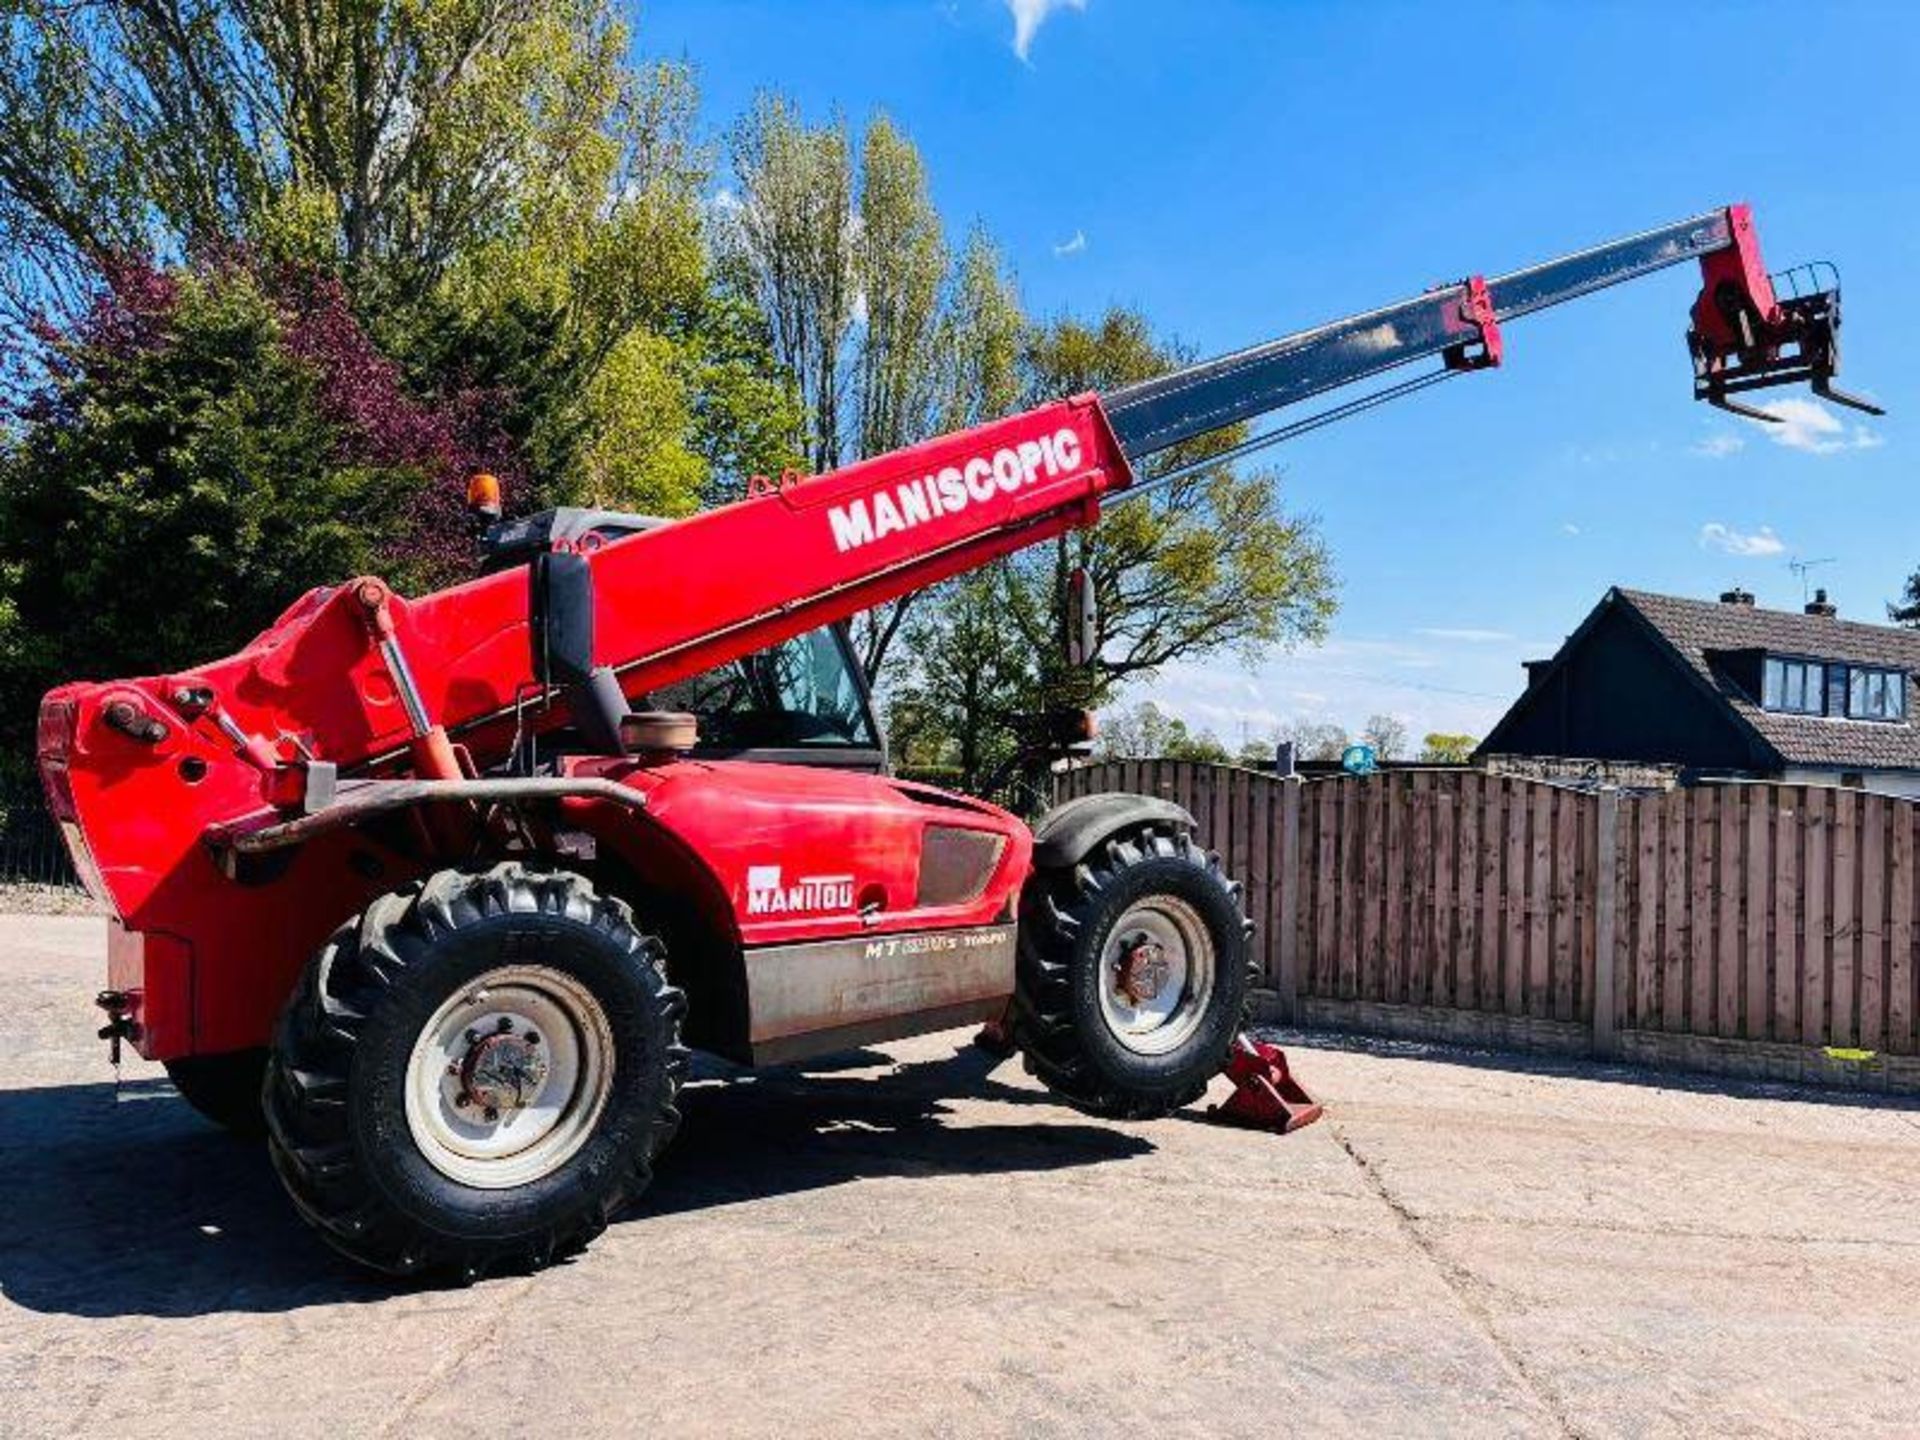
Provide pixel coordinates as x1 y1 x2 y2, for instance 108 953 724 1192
1524 659 1552 687
1719 587 1755 607
1805 588 1838 618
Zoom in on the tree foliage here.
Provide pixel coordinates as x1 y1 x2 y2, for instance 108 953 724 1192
1419 731 1479 764
1093 702 1231 765
0 1 641 313
719 97 1023 675
1893 570 1920 628
0 2 794 520
1277 720 1349 762
1360 713 1409 761
0 3 811 759
0 260 425 747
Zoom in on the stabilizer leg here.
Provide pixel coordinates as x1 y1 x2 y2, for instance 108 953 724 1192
1207 1033 1323 1134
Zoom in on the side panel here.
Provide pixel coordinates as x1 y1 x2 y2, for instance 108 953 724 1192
582 758 1034 947
744 923 1016 1065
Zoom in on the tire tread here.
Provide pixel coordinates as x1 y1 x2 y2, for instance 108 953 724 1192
262 861 687 1280
1012 825 1255 1120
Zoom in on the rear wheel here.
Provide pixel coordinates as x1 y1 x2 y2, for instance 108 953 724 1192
1013 825 1252 1118
263 863 687 1280
164 1048 268 1136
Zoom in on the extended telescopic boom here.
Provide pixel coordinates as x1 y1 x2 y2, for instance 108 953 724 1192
1104 204 1879 471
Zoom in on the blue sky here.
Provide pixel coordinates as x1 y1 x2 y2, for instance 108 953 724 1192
637 0 1915 747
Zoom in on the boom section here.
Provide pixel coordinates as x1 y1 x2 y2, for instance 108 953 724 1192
58 396 1134 781
572 397 1129 705
1104 210 1740 459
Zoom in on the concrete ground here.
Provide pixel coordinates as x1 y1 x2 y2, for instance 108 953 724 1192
4 914 1920 1438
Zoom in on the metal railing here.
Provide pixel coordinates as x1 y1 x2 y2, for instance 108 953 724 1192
0 778 79 889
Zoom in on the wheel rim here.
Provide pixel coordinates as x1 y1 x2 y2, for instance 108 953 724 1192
1096 895 1216 1056
404 965 615 1190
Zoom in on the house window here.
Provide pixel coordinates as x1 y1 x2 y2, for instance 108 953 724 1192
1763 657 1826 715
1846 667 1908 721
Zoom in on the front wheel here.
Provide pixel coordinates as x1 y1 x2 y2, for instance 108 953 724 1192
1013 826 1252 1118
263 863 688 1280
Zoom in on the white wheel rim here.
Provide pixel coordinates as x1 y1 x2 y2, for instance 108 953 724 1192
1096 895 1216 1056
404 965 614 1190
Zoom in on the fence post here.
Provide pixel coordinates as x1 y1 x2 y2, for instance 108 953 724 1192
1592 787 1621 1057
1275 779 1302 1023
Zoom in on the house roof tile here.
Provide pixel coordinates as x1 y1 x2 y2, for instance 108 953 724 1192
1617 589 1920 771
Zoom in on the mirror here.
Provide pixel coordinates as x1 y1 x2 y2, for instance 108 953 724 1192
1041 705 1097 753
529 551 595 687
1066 566 1097 667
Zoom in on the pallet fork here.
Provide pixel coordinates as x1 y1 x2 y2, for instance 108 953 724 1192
1686 210 1883 422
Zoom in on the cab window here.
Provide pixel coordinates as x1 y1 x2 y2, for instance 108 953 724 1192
645 628 878 751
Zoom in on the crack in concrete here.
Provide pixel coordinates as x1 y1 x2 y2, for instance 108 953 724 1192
1330 1117 1587 1440
1400 1210 1920 1250
374 1274 539 1436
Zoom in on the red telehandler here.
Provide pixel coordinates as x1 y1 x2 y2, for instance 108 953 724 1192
39 205 1878 1278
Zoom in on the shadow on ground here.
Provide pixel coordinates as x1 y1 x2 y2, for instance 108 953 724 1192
1262 1025 1920 1114
0 1042 1146 1320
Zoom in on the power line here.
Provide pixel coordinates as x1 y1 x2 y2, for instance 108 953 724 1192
1301 667 1513 701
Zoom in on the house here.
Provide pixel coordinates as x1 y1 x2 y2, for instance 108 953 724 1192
1477 586 1920 798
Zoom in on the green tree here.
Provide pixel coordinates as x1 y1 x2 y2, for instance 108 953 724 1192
0 264 410 750
886 570 1030 783
0 1 648 315
1419 731 1479 764
719 97 1021 675
1237 738 1277 766
0 3 790 519
1892 570 1920 627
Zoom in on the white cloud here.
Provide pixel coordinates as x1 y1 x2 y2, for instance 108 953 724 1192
1560 522 1581 536
1415 627 1515 644
1051 229 1087 258
1698 522 1786 558
1746 397 1883 454
1008 0 1085 61
1690 432 1744 459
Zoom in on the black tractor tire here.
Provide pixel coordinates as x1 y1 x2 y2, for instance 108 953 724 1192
1012 825 1253 1119
164 1048 268 1137
262 862 688 1281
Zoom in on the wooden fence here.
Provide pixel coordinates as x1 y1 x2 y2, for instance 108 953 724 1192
1056 762 1920 1082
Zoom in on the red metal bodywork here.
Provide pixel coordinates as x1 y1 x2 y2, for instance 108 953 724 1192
40 397 1122 1060
1688 203 1782 351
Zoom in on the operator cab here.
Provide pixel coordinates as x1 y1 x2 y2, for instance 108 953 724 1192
483 507 886 773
